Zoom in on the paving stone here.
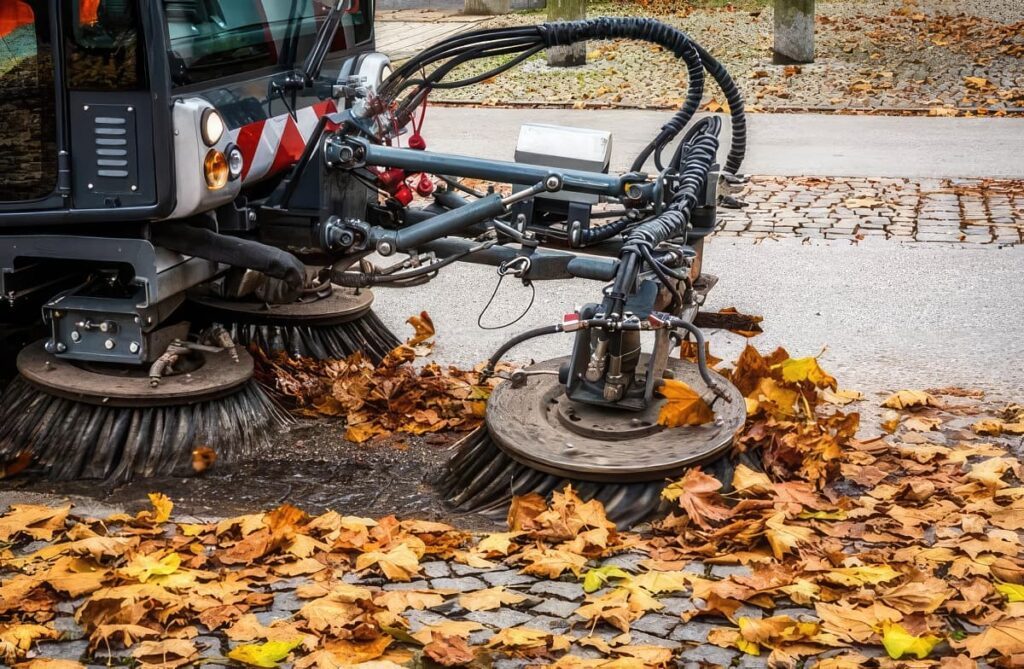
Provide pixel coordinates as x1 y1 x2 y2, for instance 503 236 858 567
660 596 697 616
630 613 679 637
526 614 574 633
710 564 752 578
464 608 535 628
468 628 496 645
421 560 451 579
450 561 491 576
495 659 531 669
531 598 581 619
671 621 720 643
528 580 585 601
481 569 535 587
272 589 304 612
39 639 89 661
431 576 488 591
406 609 450 629
53 615 85 641
679 645 740 669
620 629 677 648
599 552 647 572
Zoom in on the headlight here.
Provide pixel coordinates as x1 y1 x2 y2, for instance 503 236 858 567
204 149 229 190
226 145 244 181
200 108 225 147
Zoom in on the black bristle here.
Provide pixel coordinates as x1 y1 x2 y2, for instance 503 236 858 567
434 428 674 529
222 312 401 363
0 377 292 484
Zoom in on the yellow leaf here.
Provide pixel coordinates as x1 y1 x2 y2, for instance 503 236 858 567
0 504 70 542
995 582 1024 602
583 566 632 593
775 356 837 389
880 622 941 659
656 379 714 427
355 543 421 581
145 493 173 524
764 513 814 560
458 587 529 612
882 390 939 410
227 639 304 668
121 553 181 583
489 627 571 652
476 532 521 556
519 547 587 578
731 464 773 496
630 571 689 594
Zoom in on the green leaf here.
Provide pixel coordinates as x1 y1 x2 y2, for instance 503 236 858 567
995 582 1024 603
582 565 631 593
227 639 303 667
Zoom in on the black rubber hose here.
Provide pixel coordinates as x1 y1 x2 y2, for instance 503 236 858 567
480 324 563 380
150 223 306 290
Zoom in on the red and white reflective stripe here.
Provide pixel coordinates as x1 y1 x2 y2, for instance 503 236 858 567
229 100 338 184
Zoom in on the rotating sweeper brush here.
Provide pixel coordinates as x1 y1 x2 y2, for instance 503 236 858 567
0 0 748 510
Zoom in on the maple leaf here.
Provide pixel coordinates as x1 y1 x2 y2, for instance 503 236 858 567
121 553 182 583
661 468 732 530
630 571 689 595
374 589 447 614
0 504 70 542
488 627 571 654
410 621 484 646
880 622 941 660
131 639 199 669
88 624 160 652
820 565 901 587
355 542 422 581
507 494 547 531
821 389 863 406
582 565 631 593
656 379 714 427
882 390 939 410
322 637 393 665
774 356 837 390
0 625 60 664
227 639 304 668
475 532 522 556
405 311 435 346
424 634 477 667
519 547 588 578
731 464 773 496
137 493 173 525
962 619 1024 657
458 586 528 612
13 661 86 669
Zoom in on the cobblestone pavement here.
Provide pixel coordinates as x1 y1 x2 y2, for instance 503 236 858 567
419 0 1024 116
715 177 1023 246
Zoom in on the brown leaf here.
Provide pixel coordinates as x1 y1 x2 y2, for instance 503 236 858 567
656 379 714 427
661 468 732 529
425 634 477 667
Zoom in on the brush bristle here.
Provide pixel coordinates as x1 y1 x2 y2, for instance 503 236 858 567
224 312 401 363
434 428 682 528
0 377 292 484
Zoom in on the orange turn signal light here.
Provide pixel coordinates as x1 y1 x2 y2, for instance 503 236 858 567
204 149 229 190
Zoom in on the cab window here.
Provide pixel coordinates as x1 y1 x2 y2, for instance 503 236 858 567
165 0 373 87
65 0 145 90
0 1 58 201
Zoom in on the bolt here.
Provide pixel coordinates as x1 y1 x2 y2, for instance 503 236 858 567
131 185 138 192
70 331 81 343
99 322 110 333
55 343 67 353
87 183 94 190
545 175 562 191
129 342 140 354
377 240 395 256
104 339 116 350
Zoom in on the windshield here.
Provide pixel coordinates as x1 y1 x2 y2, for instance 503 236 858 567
0 1 58 202
165 0 372 87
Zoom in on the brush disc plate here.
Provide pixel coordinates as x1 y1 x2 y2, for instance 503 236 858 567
17 340 254 408
189 285 374 325
486 355 746 482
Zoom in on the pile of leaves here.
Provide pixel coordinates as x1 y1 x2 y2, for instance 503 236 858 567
2 346 1023 668
252 313 505 443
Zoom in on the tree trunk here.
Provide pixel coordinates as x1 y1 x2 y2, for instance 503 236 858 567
773 0 815 64
546 0 586 67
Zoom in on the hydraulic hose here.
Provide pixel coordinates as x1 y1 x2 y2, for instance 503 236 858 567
381 17 746 176
480 324 564 380
150 222 306 291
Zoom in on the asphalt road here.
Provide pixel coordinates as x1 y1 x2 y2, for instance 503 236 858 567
423 108 1024 178
373 239 1024 402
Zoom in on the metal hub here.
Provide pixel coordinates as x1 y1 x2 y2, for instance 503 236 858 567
485 356 746 482
189 285 375 326
17 339 254 408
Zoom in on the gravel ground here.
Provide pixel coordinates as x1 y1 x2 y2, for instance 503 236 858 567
423 0 1024 114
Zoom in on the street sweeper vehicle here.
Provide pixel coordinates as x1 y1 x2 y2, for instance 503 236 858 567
0 0 751 523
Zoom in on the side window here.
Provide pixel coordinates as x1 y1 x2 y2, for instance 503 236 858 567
66 0 145 90
166 0 370 88
0 2 58 201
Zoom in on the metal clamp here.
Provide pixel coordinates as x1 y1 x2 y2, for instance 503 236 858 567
498 256 532 279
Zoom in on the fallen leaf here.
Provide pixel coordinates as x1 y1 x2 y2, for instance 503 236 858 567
656 379 714 427
227 639 304 668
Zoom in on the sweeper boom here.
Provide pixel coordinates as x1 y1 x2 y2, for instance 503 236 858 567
0 1 749 507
